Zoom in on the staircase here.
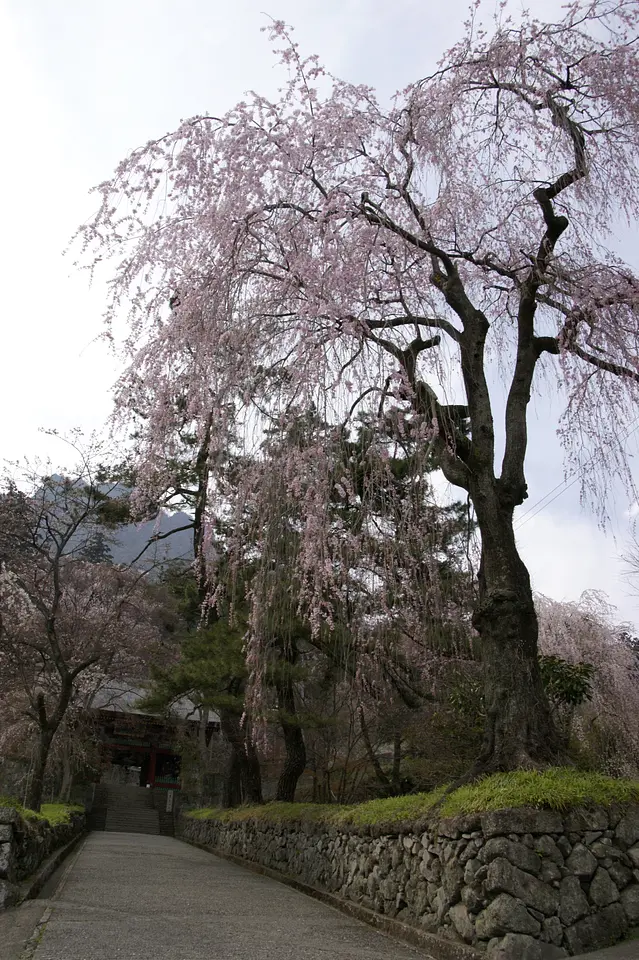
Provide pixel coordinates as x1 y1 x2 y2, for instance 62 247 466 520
99 784 161 835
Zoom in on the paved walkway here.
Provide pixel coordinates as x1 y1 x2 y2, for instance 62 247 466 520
575 943 639 959
2 833 637 960
17 833 425 960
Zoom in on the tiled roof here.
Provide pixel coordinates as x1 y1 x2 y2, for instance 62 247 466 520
90 680 219 724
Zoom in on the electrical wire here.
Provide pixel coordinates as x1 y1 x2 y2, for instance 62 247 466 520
514 418 639 531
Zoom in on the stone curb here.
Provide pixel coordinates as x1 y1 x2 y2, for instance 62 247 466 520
180 835 482 960
17 830 87 904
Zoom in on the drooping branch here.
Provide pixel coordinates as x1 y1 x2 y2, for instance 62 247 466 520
568 342 639 383
359 194 456 277
365 314 461 342
75 3 639 778
363 324 473 489
128 522 196 567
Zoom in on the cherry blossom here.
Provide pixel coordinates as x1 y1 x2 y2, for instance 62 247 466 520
77 1 639 771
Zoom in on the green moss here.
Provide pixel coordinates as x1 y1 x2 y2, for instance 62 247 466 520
188 801 337 824
0 796 83 826
0 795 26 812
39 803 84 825
334 787 447 827
185 768 639 829
0 796 42 822
436 768 639 816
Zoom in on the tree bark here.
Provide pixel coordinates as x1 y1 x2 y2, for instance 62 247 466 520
219 709 263 806
242 736 263 804
391 731 402 793
25 728 54 812
196 707 214 802
275 669 306 802
358 706 390 788
418 264 563 773
60 745 73 803
25 682 74 811
471 480 563 770
222 747 243 808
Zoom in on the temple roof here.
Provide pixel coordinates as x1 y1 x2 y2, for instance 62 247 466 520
90 679 220 724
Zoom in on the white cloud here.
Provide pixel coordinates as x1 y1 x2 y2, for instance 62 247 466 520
516 510 639 629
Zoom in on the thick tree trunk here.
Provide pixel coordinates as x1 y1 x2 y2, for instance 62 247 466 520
196 707 214 802
358 706 390 788
275 670 306 802
243 736 263 804
391 731 402 793
60 745 73 803
25 682 74 811
219 709 263 806
471 482 563 770
222 749 243 808
25 728 54 812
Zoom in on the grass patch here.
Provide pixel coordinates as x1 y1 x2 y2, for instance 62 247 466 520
188 802 336 824
186 768 639 829
436 769 639 816
39 803 84 825
334 786 447 827
0 795 44 822
0 796 83 826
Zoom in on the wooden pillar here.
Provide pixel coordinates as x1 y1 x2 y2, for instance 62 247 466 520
148 746 157 787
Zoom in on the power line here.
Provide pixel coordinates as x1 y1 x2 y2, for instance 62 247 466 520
514 474 577 526
514 418 639 531
515 471 584 530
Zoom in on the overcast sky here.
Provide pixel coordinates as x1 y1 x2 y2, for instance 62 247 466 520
2 0 639 628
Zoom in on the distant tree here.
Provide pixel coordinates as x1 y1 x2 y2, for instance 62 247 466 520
0 449 161 810
536 592 639 775
618 631 639 665
79 529 114 565
142 563 263 805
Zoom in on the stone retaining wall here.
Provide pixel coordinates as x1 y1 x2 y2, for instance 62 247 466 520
178 805 639 960
0 806 85 909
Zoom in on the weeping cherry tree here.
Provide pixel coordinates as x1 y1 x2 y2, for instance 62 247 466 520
78 1 639 773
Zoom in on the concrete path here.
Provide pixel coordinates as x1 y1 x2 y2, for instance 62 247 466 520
22 833 426 960
573 943 639 959
0 901 44 960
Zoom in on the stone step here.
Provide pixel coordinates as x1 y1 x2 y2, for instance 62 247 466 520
105 819 160 835
106 812 159 823
104 825 160 835
88 808 107 831
102 790 155 809
106 813 159 821
104 788 151 795
105 814 158 820
104 817 159 824
94 782 169 835
105 799 155 806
